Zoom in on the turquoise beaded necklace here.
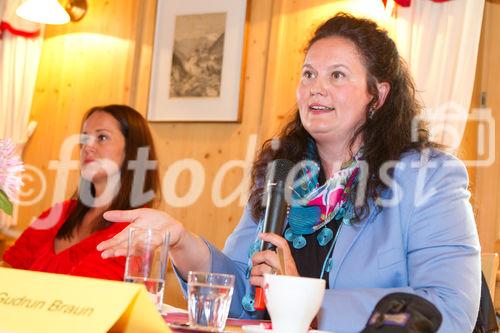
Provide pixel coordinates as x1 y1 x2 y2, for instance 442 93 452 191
241 141 361 312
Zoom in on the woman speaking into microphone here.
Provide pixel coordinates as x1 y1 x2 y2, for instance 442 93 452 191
97 13 480 333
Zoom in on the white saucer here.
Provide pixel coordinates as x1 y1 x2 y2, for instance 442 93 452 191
241 325 269 333
241 325 332 333
168 322 231 332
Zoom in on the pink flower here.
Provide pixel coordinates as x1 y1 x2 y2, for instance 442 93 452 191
0 138 24 199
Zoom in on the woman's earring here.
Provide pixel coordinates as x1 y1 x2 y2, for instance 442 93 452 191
368 104 376 119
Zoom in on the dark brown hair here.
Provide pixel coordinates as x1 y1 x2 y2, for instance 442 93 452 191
57 104 161 239
248 13 435 222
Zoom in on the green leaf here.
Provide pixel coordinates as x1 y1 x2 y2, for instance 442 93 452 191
0 190 13 216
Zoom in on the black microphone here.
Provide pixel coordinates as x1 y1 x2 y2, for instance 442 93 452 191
254 158 293 311
260 158 294 251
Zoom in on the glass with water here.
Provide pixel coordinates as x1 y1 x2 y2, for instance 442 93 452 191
124 227 169 311
187 271 235 332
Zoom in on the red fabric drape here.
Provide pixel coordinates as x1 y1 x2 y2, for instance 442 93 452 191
383 0 451 7
0 21 40 38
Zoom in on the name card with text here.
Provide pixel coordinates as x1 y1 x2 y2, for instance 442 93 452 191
0 267 171 333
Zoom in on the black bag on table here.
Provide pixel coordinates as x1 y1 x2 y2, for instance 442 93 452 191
359 292 442 333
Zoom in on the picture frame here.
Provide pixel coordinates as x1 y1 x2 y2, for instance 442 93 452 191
147 0 247 122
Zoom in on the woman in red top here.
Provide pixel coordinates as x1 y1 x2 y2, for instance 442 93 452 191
1 105 160 281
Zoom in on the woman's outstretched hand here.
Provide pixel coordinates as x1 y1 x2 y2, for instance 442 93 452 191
250 232 299 288
96 208 185 259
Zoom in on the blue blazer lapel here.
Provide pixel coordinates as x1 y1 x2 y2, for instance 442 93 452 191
329 205 379 286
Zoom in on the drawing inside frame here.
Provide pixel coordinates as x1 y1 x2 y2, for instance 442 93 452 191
170 13 226 98
147 0 247 122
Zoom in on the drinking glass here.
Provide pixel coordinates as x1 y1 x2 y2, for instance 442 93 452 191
187 271 235 332
124 227 169 311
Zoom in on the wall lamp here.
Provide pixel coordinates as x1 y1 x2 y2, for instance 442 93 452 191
16 0 88 25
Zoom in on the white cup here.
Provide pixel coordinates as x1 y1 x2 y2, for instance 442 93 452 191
264 274 325 333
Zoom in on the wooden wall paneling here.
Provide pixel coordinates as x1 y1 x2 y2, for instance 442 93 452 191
130 0 156 114
473 0 500 253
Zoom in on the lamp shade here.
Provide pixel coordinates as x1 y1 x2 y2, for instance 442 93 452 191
16 0 70 25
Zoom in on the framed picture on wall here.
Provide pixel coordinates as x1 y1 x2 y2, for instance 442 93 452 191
147 0 247 122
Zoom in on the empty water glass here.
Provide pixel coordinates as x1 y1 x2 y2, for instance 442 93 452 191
124 227 169 311
187 271 235 332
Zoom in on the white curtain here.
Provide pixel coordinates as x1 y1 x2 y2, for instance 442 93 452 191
394 0 485 148
0 0 43 231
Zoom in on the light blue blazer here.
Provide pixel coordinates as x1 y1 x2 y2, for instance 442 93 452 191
180 150 481 333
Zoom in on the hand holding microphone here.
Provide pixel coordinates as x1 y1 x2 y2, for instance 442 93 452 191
253 159 294 310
